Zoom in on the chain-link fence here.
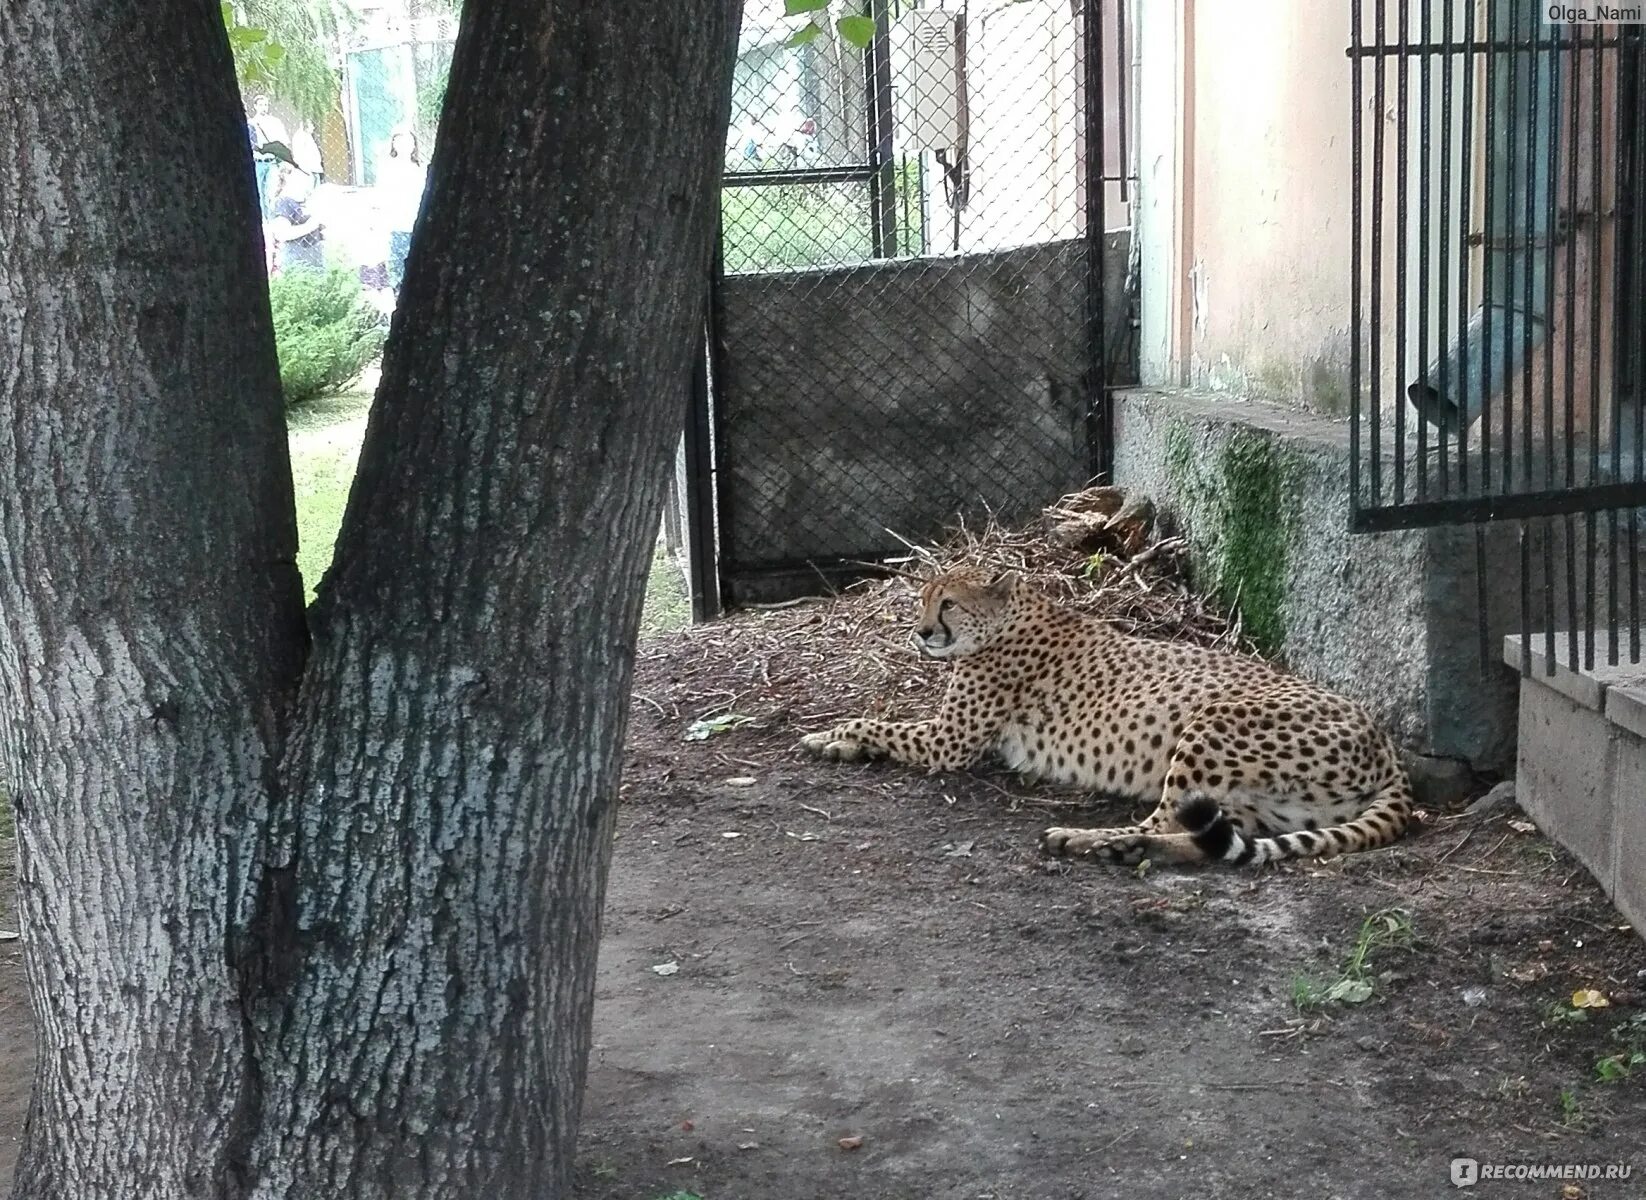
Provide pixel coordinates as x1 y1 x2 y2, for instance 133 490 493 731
700 0 1136 606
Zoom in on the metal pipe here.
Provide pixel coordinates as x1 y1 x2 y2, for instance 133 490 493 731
1408 0 1561 436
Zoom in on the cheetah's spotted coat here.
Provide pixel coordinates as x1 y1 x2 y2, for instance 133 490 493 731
799 568 1413 866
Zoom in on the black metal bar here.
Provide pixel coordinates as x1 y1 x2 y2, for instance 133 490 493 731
1436 0 1452 498
1458 0 1476 496
1394 0 1409 504
866 0 898 259
1565 22 1580 493
724 166 877 189
684 315 722 622
1351 0 1364 517
1500 0 1519 496
706 211 737 604
1480 0 1498 499
1585 509 1597 669
1352 479 1646 533
1370 0 1386 507
1115 0 1129 205
1543 519 1556 674
1588 19 1603 500
1476 525 1492 677
1347 36 1624 59
1416 0 1431 500
1519 522 1532 675
1083 0 1112 482
1520 2 1538 500
1630 28 1644 663
1566 512 1578 670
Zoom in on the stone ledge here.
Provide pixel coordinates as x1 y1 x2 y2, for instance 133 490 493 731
1503 633 1646 730
1114 387 1523 770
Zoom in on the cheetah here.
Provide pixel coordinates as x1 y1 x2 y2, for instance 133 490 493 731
798 567 1413 867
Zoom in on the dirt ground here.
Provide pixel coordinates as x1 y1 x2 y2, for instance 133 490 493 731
2 604 1646 1197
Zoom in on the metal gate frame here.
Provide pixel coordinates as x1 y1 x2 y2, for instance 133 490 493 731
1347 2 1645 671
683 0 1121 618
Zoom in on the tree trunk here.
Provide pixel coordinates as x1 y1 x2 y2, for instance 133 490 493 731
0 0 743 1196
0 2 306 1194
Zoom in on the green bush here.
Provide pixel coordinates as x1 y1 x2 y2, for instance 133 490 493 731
270 267 385 406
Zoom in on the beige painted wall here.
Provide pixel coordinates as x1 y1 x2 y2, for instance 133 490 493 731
1142 0 1632 441
1184 0 1357 414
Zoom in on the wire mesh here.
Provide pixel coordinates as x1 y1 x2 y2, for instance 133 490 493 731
708 0 1134 599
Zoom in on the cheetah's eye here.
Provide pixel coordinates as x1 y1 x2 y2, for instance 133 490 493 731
939 598 955 612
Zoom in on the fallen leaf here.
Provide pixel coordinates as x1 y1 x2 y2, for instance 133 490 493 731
683 713 753 741
1327 978 1375 1005
1508 818 1537 834
651 961 680 977
943 840 975 858
725 776 757 788
837 1135 864 1151
1508 962 1549 983
1460 986 1489 1008
1562 1185 1586 1200
1572 988 1610 1009
665 1155 696 1166
1537 939 1556 952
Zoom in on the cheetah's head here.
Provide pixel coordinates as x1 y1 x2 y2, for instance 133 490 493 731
913 568 1020 659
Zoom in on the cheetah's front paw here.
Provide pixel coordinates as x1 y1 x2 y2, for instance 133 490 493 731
1039 827 1110 858
798 729 880 762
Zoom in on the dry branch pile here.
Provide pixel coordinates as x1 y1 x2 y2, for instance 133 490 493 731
635 486 1264 738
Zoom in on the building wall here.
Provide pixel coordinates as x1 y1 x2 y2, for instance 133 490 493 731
1139 0 1633 437
1139 0 1356 414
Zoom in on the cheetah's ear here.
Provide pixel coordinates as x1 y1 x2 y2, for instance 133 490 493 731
985 569 1020 597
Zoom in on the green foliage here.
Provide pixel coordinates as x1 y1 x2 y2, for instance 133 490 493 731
781 0 875 49
1292 908 1415 1013
223 3 287 86
269 268 385 406
1162 421 1296 658
416 61 451 138
224 0 351 125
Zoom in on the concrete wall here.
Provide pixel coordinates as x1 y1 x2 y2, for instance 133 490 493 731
1510 636 1646 935
1114 387 1533 769
715 235 1131 598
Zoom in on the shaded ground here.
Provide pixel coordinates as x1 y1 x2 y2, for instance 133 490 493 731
574 609 1646 1200
2 605 1644 1195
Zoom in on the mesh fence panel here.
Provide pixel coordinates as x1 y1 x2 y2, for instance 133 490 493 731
708 0 1134 600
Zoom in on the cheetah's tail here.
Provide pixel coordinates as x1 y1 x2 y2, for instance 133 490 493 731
1174 777 1414 867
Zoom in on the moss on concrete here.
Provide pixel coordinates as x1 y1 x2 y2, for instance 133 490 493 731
1161 419 1296 657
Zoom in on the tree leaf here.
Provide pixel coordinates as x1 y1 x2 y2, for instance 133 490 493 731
1325 977 1374 1004
784 21 824 48
835 14 876 48
784 0 830 12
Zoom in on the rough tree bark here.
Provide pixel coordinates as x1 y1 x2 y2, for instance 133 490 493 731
0 0 742 1196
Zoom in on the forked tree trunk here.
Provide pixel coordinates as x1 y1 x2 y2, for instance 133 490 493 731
0 0 742 1196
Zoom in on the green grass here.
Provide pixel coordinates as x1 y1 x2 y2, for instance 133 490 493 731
641 548 690 637
1292 907 1416 1012
720 159 926 274
287 389 693 636
288 389 372 601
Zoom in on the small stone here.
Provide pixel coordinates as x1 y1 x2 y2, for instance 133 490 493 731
1400 751 1478 809
1465 780 1517 816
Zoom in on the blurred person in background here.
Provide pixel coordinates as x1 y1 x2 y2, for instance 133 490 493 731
377 126 428 295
